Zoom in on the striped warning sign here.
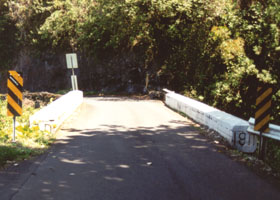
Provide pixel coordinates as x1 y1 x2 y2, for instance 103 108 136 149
7 71 23 117
254 86 272 133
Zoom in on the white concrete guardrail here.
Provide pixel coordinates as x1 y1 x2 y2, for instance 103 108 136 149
247 118 280 141
163 89 257 153
29 90 83 133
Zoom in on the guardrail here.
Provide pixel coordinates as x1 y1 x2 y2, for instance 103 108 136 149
163 89 257 153
247 118 280 141
247 117 280 159
29 90 83 133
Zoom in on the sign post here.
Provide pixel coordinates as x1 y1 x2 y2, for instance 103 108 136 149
66 53 78 90
7 71 23 142
254 86 272 159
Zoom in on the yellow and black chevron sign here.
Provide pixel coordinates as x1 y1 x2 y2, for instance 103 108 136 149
7 71 23 117
254 86 272 133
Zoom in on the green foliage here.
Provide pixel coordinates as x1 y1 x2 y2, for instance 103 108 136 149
7 0 51 46
0 2 19 69
38 0 94 51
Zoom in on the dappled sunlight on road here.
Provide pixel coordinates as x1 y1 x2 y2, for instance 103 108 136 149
13 120 215 199
60 158 86 165
104 176 124 182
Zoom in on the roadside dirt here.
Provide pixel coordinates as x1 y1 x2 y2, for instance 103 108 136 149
23 92 61 107
0 92 61 108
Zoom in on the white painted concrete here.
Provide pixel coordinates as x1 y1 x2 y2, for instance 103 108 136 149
164 89 257 153
29 90 83 133
248 118 280 141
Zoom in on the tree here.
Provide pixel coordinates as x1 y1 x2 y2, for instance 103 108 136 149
0 1 18 70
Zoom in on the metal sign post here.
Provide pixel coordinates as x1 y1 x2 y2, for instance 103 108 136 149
7 71 23 142
66 53 79 90
254 86 272 160
13 116 16 142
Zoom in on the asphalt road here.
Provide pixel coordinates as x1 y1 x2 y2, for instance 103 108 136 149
1 97 280 200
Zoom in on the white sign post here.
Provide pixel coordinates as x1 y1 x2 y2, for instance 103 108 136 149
66 53 79 90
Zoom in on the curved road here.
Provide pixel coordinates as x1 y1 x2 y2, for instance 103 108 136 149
1 97 280 199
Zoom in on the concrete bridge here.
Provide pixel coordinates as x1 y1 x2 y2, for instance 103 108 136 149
1 92 280 199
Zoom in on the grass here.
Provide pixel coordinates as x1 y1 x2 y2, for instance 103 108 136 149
0 98 55 168
0 143 36 166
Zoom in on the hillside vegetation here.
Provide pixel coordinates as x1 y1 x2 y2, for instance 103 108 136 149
1 0 280 122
